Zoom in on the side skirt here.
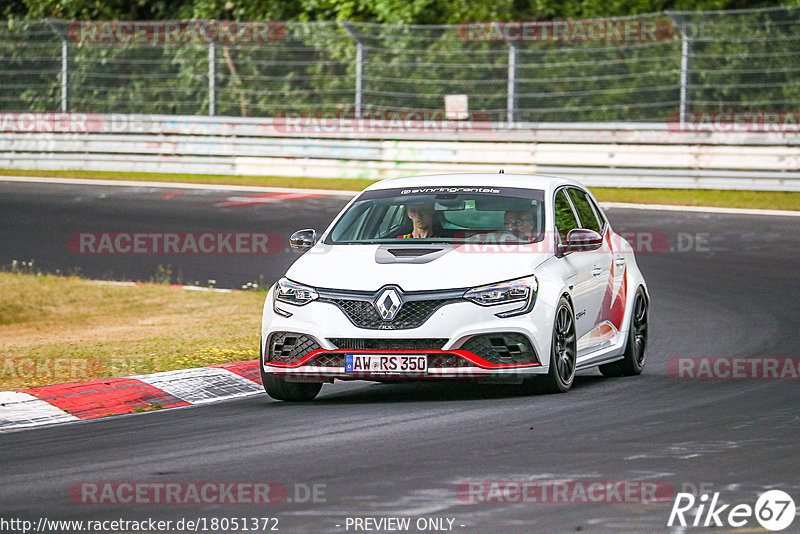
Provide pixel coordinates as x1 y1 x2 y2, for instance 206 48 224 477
575 333 627 371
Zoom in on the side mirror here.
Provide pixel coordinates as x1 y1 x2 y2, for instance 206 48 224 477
558 228 603 255
289 229 316 250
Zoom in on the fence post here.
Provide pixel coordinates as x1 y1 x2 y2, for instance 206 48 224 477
46 20 68 112
666 11 692 128
507 43 517 124
208 42 216 116
342 22 364 119
355 40 363 119
61 37 68 112
679 31 692 128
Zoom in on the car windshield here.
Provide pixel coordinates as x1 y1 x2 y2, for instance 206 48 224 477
326 186 545 244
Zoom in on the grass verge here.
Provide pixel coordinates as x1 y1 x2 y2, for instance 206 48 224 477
1 168 799 210
0 272 265 390
0 168 376 192
590 187 800 211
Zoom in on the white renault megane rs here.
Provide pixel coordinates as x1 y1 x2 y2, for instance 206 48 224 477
260 173 649 401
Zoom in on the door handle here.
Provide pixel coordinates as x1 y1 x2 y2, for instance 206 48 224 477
591 267 603 277
614 255 626 268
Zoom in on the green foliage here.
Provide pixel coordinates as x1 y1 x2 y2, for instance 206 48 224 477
6 0 800 23
20 0 195 20
2 5 799 121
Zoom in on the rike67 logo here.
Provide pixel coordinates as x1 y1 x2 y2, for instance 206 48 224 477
668 490 796 531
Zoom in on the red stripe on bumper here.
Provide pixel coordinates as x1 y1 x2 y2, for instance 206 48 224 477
265 349 540 370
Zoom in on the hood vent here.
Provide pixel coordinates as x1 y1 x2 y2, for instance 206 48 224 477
375 245 452 264
387 248 443 258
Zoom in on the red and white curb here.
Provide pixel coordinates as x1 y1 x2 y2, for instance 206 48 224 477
0 360 262 432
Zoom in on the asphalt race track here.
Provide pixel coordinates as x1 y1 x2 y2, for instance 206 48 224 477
1 180 799 533
0 181 352 288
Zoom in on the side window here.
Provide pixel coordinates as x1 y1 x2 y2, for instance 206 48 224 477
330 203 371 242
586 193 606 228
554 189 579 243
567 188 602 233
377 204 405 236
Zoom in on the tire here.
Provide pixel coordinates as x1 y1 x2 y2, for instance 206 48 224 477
530 296 577 394
259 348 322 401
599 287 648 377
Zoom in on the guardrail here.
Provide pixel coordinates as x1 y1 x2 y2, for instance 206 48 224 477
1 114 799 190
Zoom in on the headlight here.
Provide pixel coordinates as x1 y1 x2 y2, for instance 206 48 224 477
274 277 318 307
464 275 538 317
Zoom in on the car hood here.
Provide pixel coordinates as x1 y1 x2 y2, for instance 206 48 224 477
285 243 550 291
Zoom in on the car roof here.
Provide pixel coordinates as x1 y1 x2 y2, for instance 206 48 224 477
364 173 581 194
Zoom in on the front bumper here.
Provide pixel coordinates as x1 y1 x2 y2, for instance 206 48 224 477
261 288 554 381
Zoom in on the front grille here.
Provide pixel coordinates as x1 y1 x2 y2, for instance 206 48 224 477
309 354 345 367
459 333 539 365
267 332 321 364
321 298 456 329
329 338 448 350
428 354 472 368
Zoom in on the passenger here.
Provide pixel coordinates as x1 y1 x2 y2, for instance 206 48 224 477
503 209 535 233
503 209 536 241
399 203 438 238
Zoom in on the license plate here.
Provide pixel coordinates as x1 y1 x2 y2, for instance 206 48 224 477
345 354 428 374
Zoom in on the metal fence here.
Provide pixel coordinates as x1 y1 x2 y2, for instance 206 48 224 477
1 7 800 122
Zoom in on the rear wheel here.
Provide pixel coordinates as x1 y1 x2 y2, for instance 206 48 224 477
530 297 577 394
260 348 322 401
599 287 648 377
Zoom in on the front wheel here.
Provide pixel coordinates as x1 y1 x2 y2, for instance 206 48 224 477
260 365 322 402
599 287 648 377
530 297 577 394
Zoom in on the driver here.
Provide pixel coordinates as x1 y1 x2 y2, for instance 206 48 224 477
399 203 438 238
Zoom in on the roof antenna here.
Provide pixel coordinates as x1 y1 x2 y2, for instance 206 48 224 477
499 169 504 173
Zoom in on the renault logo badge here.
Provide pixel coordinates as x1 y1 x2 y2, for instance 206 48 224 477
375 288 402 321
